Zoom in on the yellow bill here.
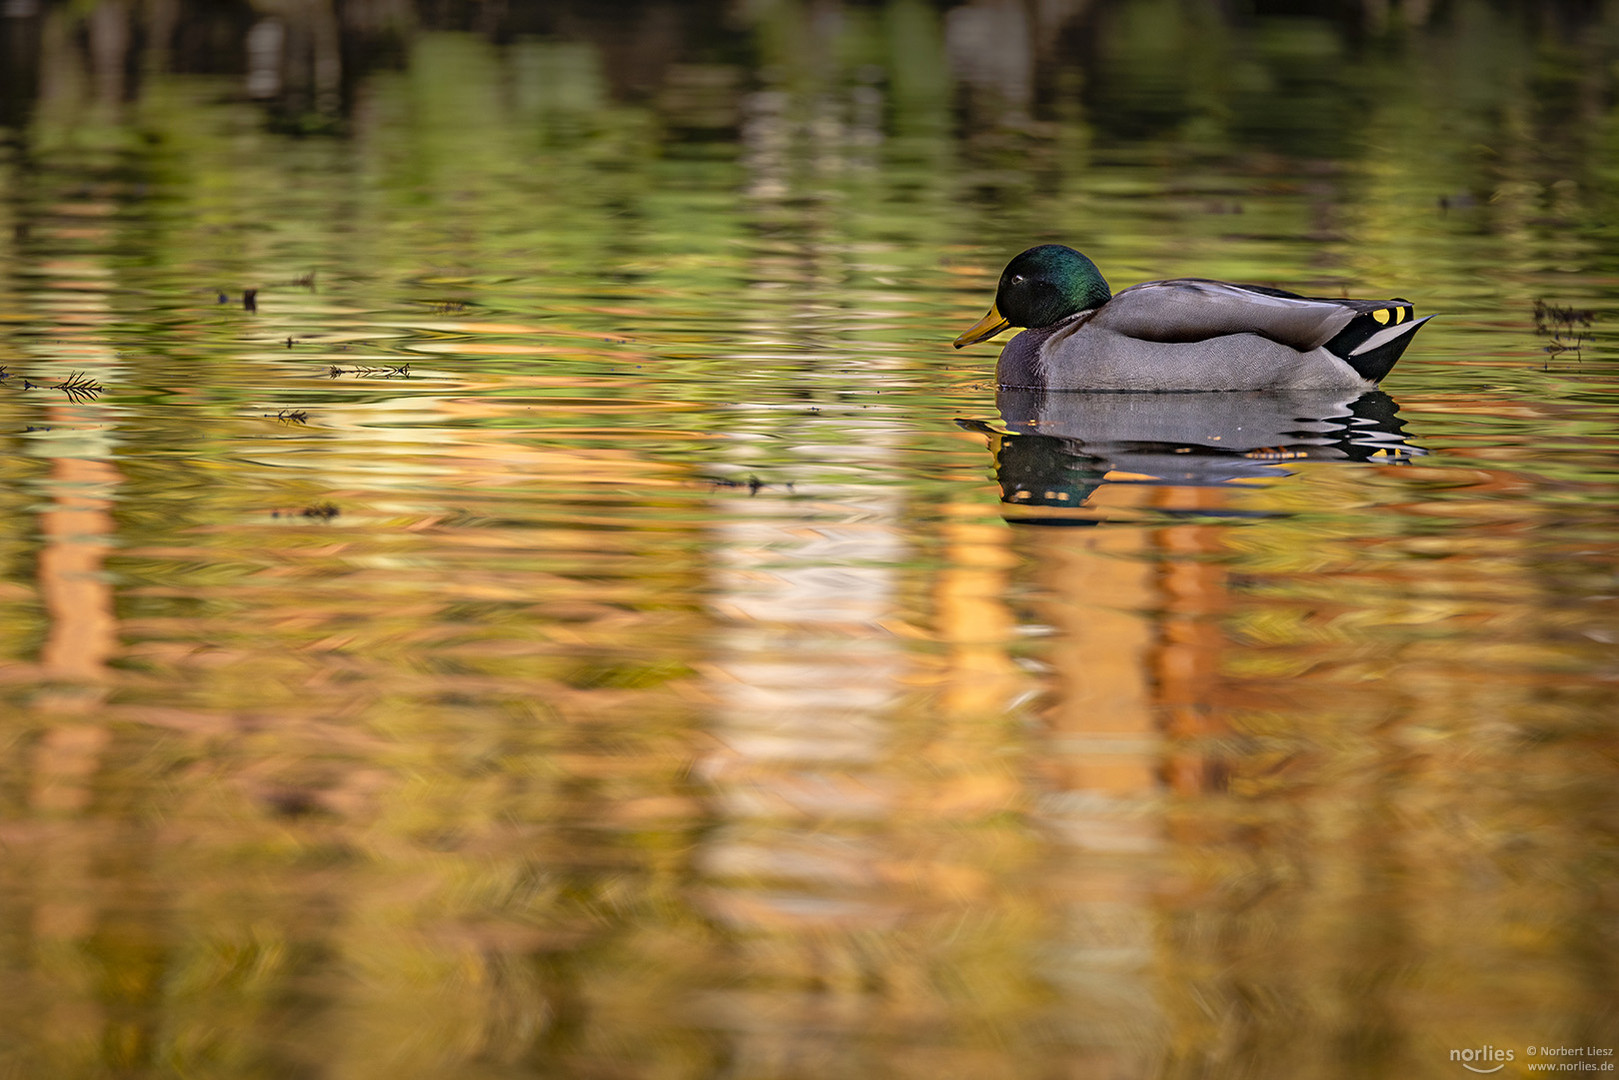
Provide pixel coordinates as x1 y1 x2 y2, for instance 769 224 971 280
953 304 1011 348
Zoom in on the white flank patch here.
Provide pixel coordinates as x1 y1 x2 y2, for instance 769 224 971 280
1351 314 1434 356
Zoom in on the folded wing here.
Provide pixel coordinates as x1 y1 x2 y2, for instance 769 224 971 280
1091 280 1374 349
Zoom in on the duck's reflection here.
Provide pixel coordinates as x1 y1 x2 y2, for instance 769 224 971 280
962 389 1423 523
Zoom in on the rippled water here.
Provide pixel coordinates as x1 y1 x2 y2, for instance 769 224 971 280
2 4 1617 1078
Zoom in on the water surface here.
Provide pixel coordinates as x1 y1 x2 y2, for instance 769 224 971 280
1 3 1616 1078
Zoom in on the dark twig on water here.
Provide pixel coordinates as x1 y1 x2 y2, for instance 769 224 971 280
705 474 764 495
0 365 104 402
1534 299 1596 366
703 474 793 497
54 372 103 402
328 363 410 379
272 502 340 521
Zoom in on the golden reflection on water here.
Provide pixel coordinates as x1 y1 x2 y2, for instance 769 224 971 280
2 371 1614 1080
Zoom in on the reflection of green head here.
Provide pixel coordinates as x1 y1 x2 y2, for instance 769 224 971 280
992 429 1107 514
997 245 1113 328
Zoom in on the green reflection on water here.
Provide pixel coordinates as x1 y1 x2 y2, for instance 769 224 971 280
1 3 1617 1079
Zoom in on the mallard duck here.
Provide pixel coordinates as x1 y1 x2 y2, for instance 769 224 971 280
954 245 1433 391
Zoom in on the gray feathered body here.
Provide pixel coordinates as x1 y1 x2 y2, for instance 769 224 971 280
997 279 1433 391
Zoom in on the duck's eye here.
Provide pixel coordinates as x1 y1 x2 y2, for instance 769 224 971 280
1011 274 1025 284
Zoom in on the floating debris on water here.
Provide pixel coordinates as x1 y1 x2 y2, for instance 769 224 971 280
273 502 340 520
1534 299 1596 365
0 366 104 402
329 363 410 379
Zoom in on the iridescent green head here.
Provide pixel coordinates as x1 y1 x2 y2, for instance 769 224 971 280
954 245 1113 347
